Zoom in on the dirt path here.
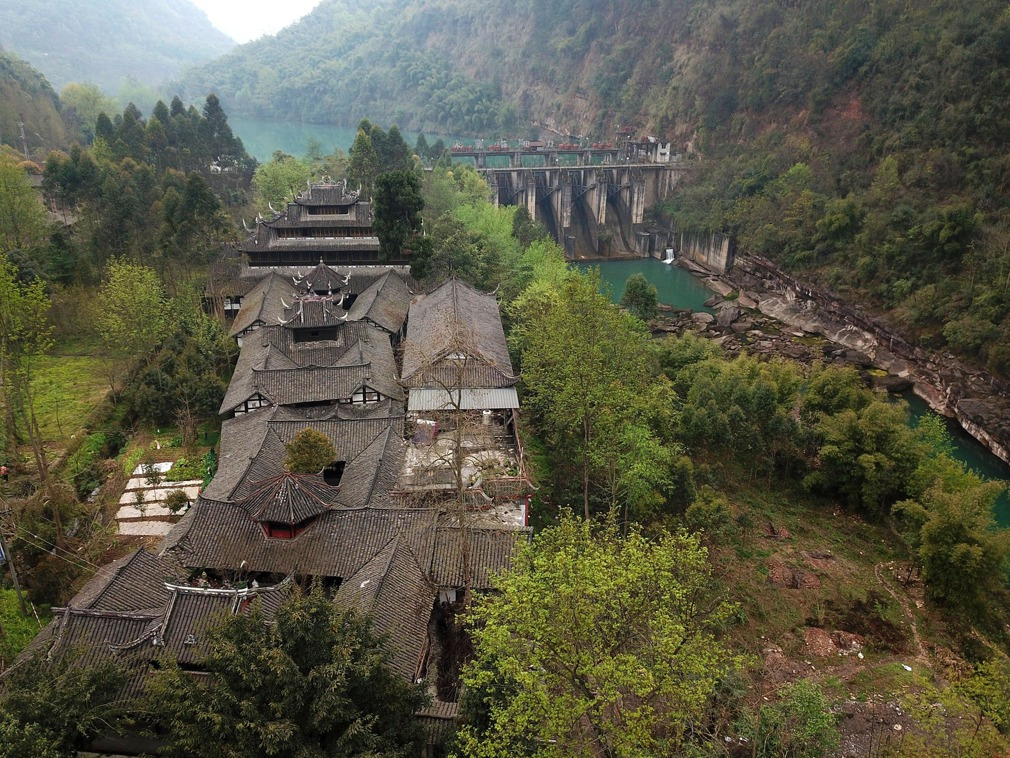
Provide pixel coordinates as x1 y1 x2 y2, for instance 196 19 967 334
875 561 928 665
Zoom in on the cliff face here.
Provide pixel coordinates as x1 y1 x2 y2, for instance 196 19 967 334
0 51 71 156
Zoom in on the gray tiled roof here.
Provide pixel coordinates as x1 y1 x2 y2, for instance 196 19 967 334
346 269 411 334
221 321 401 414
228 272 298 337
295 261 348 294
166 504 439 579
430 519 528 589
402 278 516 388
281 296 347 328
208 409 405 503
66 549 186 612
237 473 335 525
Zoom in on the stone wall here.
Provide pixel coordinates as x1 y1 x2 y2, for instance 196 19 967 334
675 230 736 274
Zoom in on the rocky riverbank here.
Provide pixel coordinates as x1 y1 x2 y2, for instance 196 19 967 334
656 254 1010 466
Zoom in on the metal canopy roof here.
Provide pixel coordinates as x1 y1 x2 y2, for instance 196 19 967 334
407 387 520 412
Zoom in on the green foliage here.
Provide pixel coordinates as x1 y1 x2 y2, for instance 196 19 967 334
619 272 658 321
456 516 741 757
685 485 733 539
517 269 674 518
958 659 1010 734
95 260 167 361
163 489 191 514
0 155 46 258
916 482 1010 619
148 585 429 757
41 94 253 281
175 3 508 134
0 589 49 669
0 649 128 757
284 428 336 475
803 399 918 516
673 353 803 479
123 301 234 427
744 680 840 758
0 252 54 461
253 151 311 207
373 169 424 261
655 332 723 379
159 171 231 264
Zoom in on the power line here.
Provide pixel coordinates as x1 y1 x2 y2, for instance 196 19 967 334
14 535 94 573
0 522 102 571
15 530 101 570
0 511 102 570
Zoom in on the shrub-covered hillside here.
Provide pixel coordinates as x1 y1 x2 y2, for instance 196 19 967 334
0 0 233 92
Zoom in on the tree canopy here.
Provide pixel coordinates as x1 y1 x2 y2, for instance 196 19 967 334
456 516 740 757
517 269 674 519
373 170 424 262
0 650 127 758
284 428 337 474
148 585 429 758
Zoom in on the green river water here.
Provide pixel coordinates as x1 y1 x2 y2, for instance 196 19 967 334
585 259 1010 526
577 257 716 314
229 117 452 163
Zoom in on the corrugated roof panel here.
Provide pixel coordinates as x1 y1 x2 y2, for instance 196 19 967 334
407 387 519 412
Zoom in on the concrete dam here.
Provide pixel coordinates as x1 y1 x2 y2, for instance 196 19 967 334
477 162 692 260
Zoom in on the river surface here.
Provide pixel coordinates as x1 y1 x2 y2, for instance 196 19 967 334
577 257 715 314
229 117 452 163
903 391 1010 527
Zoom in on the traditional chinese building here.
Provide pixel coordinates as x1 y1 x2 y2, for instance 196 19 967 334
240 179 402 267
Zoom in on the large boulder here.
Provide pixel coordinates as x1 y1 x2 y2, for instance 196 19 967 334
717 305 742 327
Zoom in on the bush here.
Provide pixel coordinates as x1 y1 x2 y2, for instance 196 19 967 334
164 489 191 514
620 272 658 321
744 680 840 758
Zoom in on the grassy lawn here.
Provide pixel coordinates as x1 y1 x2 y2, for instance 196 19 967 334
29 339 123 447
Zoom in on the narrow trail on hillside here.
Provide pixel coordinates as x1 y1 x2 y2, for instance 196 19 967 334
875 561 928 665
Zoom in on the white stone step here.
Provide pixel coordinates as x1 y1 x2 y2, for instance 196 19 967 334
116 504 182 520
117 521 175 537
124 477 202 492
118 485 200 505
131 461 173 476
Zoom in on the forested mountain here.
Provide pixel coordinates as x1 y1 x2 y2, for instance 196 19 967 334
0 51 72 156
0 0 234 92
180 0 1010 377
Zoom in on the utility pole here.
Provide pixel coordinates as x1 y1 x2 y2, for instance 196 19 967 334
0 503 28 615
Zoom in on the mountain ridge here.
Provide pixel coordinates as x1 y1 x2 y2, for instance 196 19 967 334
0 0 234 93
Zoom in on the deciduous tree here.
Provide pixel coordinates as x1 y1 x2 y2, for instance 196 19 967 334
0 254 56 503
284 428 336 474
0 155 46 258
518 269 673 519
456 517 740 757
95 260 168 393
619 272 658 321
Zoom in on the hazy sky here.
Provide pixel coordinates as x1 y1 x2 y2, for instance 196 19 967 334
188 0 324 44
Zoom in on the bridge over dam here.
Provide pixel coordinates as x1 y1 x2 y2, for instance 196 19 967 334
466 161 693 258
